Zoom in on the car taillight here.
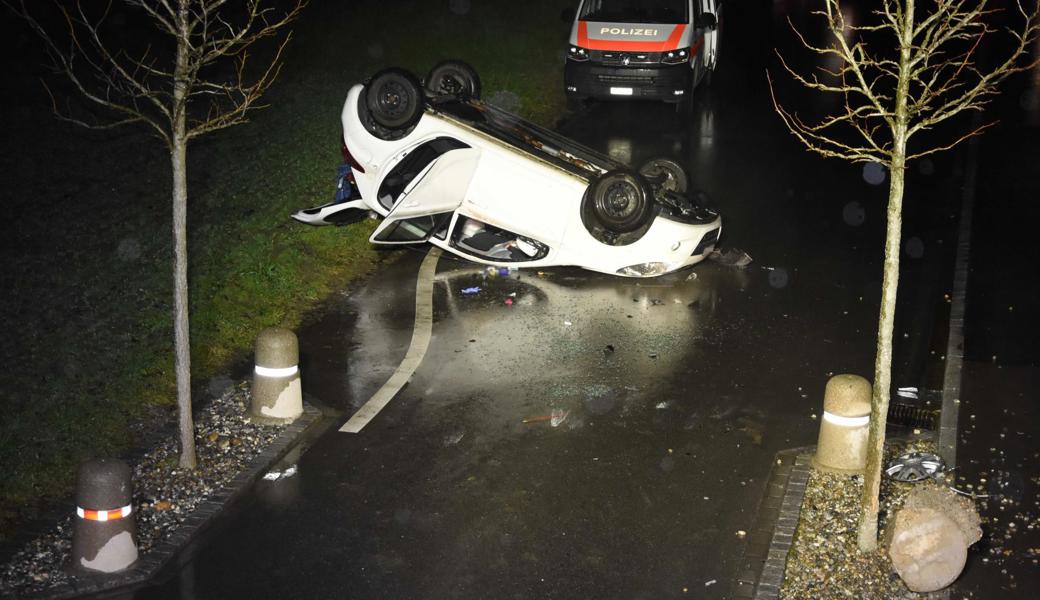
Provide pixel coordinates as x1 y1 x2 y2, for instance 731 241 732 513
341 141 365 173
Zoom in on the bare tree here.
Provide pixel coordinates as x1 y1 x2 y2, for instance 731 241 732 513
11 0 307 468
770 0 1039 551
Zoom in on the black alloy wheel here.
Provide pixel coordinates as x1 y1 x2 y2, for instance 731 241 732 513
425 60 482 100
365 68 424 130
588 170 653 233
639 157 689 194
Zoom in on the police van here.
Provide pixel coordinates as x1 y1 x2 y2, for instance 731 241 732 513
564 0 722 108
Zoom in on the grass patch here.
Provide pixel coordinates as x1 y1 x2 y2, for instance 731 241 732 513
0 0 572 540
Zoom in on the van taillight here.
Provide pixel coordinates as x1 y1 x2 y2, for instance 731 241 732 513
341 142 365 173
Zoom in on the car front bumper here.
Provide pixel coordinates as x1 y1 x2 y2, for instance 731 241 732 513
565 60 692 103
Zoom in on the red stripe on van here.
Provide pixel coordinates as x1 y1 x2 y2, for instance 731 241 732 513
578 22 688 52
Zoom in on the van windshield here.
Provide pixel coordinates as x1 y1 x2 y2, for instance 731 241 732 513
579 0 688 24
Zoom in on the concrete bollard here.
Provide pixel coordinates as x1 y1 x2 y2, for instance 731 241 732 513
251 327 303 424
71 459 138 573
812 374 872 473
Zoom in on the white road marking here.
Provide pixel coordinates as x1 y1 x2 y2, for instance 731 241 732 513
340 248 441 433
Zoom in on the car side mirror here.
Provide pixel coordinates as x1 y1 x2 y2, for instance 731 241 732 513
560 7 576 22
700 12 718 30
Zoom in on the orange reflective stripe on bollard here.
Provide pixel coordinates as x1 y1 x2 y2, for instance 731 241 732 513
76 504 133 522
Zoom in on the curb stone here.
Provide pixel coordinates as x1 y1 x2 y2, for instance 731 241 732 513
729 448 811 600
18 404 325 600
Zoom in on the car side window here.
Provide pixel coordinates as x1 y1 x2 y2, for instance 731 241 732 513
377 137 470 211
450 216 549 262
373 212 455 243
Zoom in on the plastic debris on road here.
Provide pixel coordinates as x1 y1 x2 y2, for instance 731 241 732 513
461 286 481 295
263 464 298 481
710 247 753 268
442 431 465 446
550 409 570 427
522 409 570 428
522 415 551 424
504 297 513 306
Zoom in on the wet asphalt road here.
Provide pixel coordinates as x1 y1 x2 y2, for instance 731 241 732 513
105 2 1026 599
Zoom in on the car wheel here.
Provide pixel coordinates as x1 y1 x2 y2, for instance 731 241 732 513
365 68 424 131
587 170 653 234
638 158 688 194
425 60 482 100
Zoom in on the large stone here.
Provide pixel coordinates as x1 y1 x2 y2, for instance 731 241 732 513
887 484 982 592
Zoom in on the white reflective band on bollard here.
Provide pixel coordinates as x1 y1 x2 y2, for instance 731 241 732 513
76 504 133 521
254 365 299 378
823 412 870 427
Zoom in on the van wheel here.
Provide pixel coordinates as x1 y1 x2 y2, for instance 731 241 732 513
639 158 688 194
425 60 482 100
365 68 424 131
586 170 653 233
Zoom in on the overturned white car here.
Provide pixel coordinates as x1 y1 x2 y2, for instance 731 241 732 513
293 61 721 277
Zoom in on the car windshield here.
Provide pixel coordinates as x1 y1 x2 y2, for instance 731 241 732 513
433 100 623 180
579 0 688 24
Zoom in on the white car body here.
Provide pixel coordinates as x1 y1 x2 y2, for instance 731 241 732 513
337 83 722 277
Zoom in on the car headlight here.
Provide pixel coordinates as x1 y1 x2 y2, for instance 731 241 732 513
616 262 674 277
567 45 590 61
661 48 689 64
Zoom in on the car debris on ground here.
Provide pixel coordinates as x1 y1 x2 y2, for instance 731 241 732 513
710 247 752 268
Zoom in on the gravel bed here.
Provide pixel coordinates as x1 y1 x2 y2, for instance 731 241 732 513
0 381 286 596
781 440 942 600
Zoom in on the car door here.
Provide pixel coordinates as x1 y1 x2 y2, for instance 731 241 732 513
369 147 481 244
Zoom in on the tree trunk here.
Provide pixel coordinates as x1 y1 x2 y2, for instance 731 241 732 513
857 0 914 552
857 151 905 551
172 1 196 469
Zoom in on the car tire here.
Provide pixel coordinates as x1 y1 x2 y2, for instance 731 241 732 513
638 158 688 194
587 169 653 234
365 68 424 131
425 60 482 100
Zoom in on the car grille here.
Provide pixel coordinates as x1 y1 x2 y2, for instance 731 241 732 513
595 51 662 66
596 74 656 85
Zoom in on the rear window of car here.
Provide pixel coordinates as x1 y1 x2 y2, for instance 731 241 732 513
579 0 688 24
